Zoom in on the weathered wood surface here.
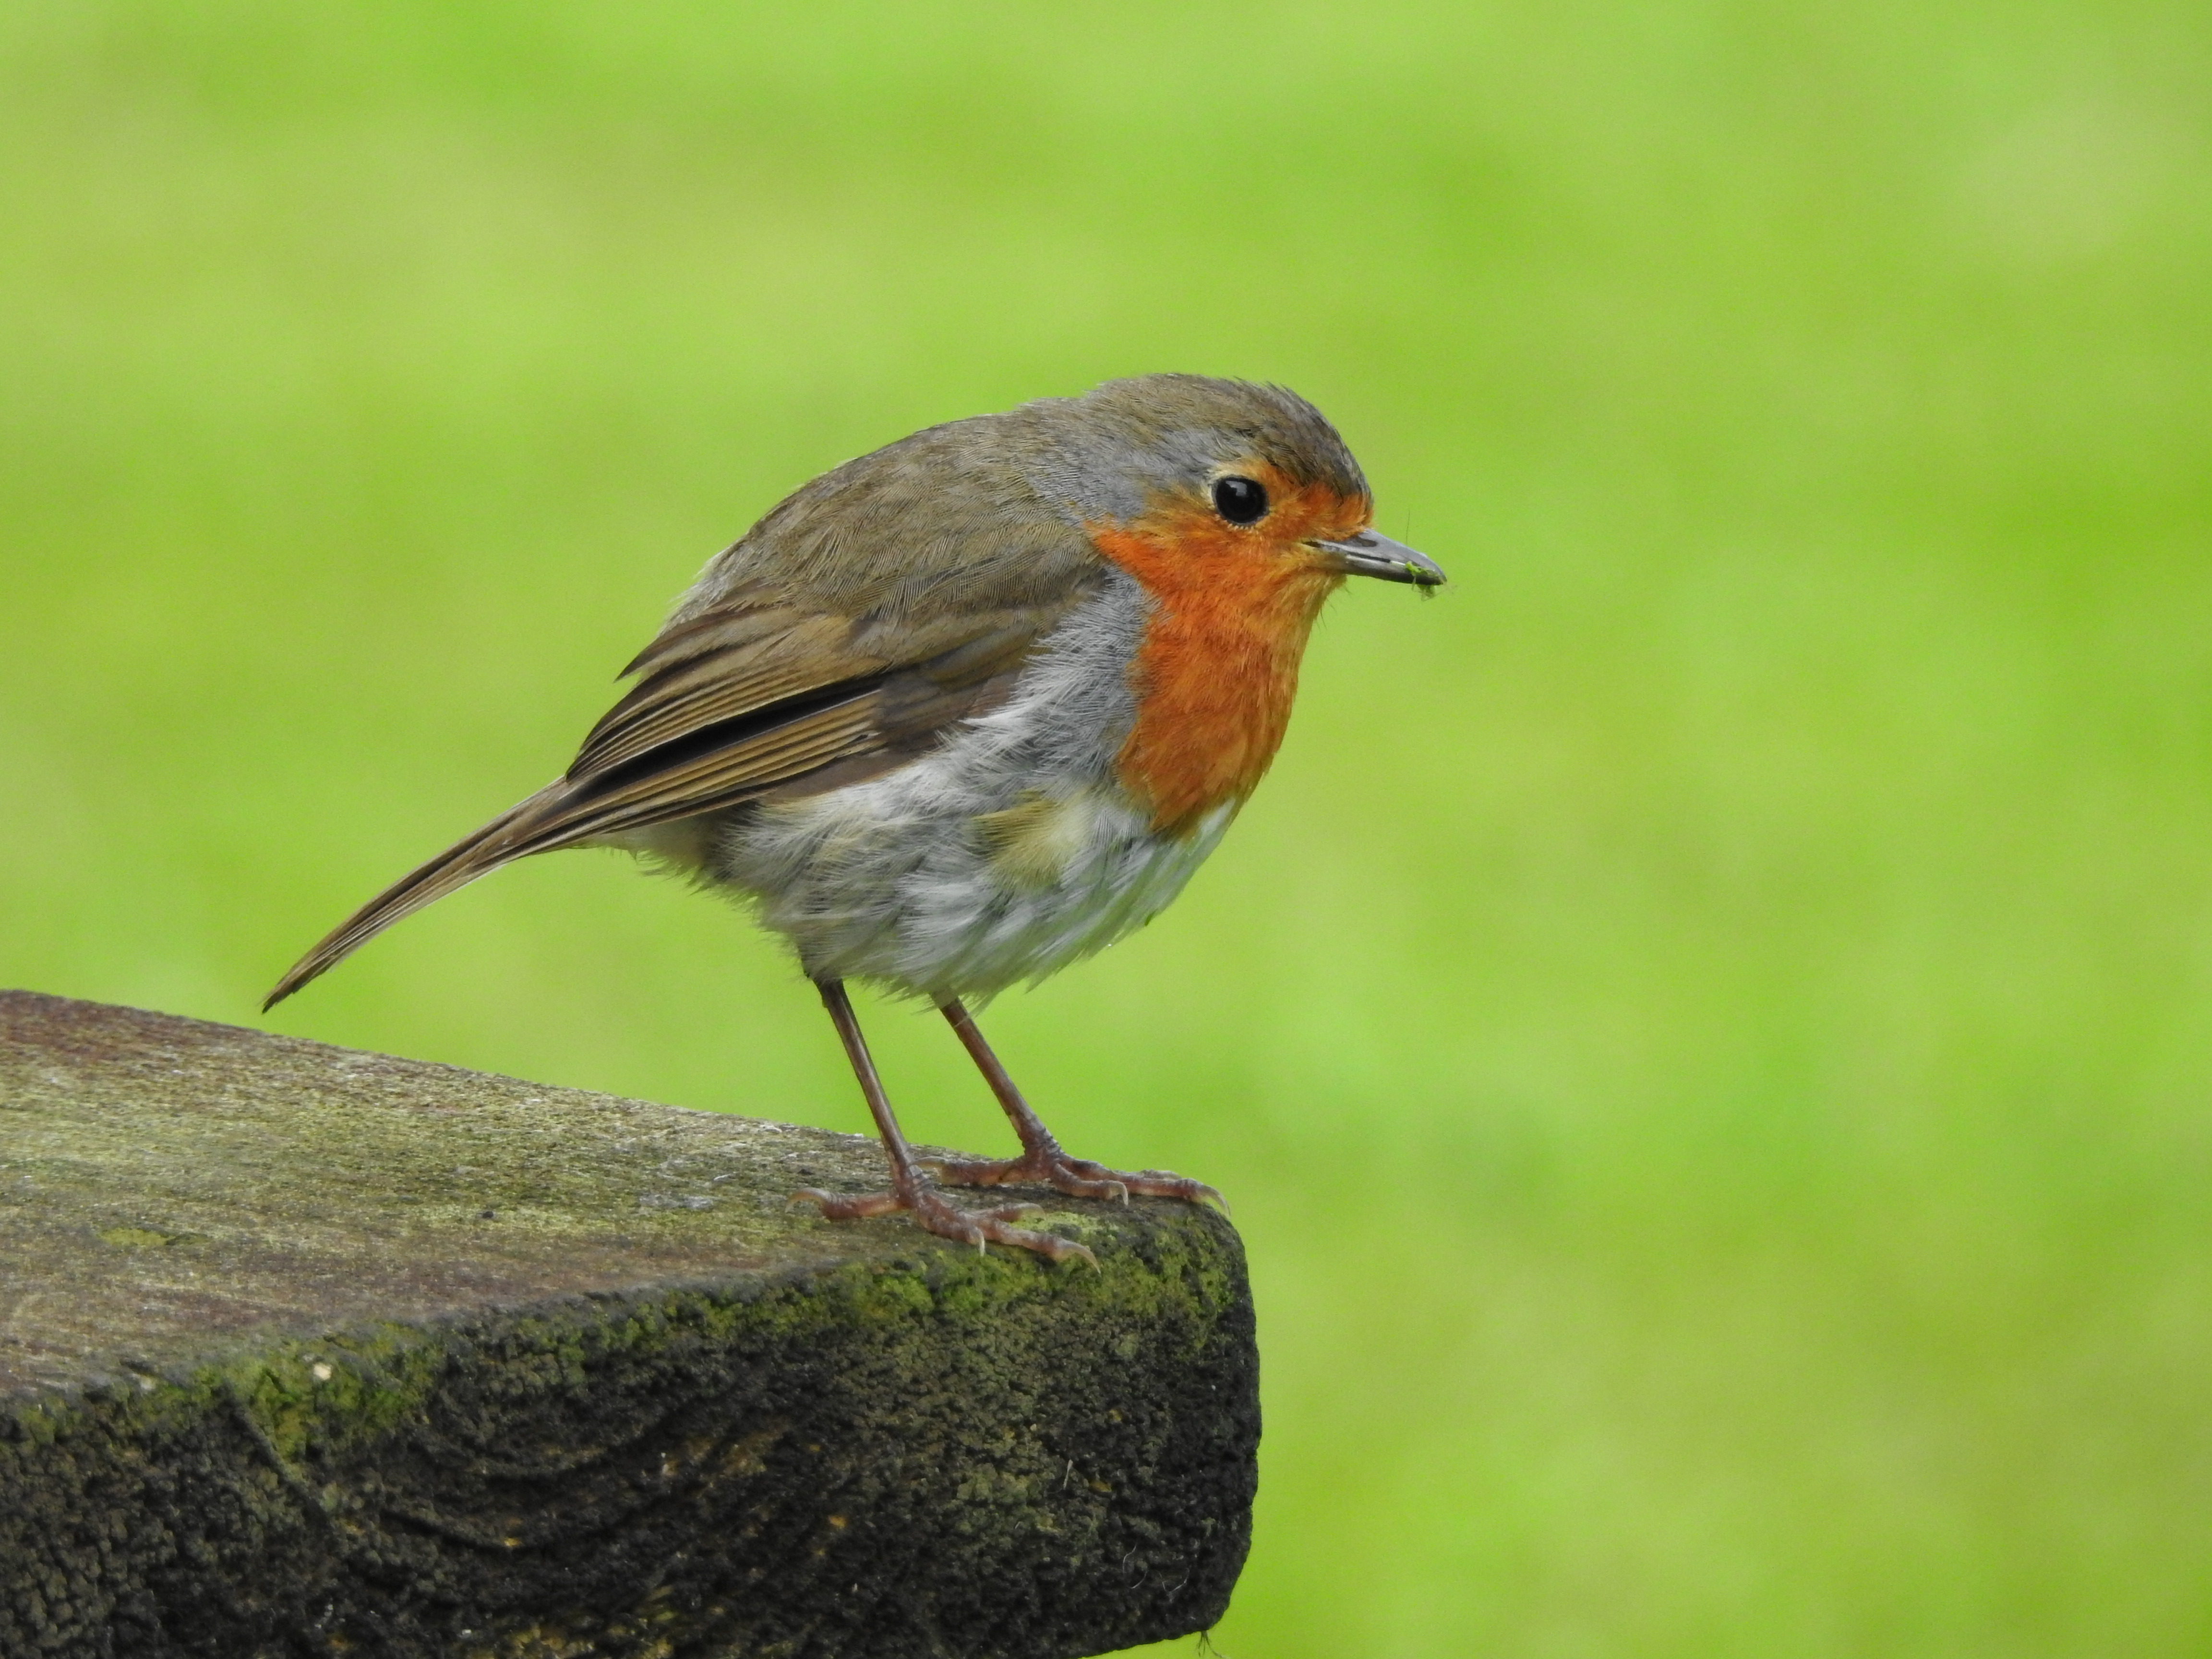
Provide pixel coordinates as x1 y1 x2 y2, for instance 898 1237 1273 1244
0 991 1257 1659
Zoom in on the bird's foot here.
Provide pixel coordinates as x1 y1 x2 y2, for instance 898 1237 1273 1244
791 1179 1096 1267
922 1146 1225 1212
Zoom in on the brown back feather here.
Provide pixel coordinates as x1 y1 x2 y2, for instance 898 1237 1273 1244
264 595 1093 1009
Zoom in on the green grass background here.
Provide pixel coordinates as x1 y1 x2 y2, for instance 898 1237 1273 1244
6 1 2212 1651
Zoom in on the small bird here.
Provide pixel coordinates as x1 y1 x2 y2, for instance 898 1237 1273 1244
267 375 1442 1262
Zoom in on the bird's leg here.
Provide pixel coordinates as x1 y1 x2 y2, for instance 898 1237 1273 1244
923 998 1224 1209
791 979 1094 1265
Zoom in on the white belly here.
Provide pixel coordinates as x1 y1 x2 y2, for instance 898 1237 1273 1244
701 571 1236 1000
721 774 1231 1000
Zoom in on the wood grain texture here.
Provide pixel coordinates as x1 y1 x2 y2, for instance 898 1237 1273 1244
0 992 1257 1659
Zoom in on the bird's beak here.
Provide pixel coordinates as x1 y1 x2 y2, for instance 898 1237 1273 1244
1311 529 1446 587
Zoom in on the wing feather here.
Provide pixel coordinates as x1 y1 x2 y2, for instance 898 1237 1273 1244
263 687 889 1009
265 488 1110 1010
572 613 871 781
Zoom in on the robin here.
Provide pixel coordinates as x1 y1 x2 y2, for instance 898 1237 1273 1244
267 374 1443 1263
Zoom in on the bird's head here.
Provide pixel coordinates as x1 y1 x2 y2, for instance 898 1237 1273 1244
1024 374 1444 598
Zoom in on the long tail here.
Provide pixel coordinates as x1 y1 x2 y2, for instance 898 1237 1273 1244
263 781 573 1010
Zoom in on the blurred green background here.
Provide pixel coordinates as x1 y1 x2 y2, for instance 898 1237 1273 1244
5 0 2211 1651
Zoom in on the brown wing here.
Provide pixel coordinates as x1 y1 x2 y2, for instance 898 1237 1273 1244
264 400 1120 1011
262 597 1081 1010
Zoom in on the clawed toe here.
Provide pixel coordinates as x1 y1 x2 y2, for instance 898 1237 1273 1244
960 1209 1096 1267
925 1153 1126 1203
791 1182 1094 1268
1059 1156 1226 1211
791 1186 903 1220
925 1151 1225 1213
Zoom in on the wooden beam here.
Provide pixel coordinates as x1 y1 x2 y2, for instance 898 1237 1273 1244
0 991 1256 1658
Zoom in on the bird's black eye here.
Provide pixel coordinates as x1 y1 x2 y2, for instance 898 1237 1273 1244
1211 475 1269 525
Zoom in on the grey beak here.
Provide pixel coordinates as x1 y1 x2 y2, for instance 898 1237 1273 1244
1312 529 1446 587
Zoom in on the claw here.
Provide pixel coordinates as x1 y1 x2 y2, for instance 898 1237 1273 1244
791 1186 905 1220
796 1180 1089 1266
928 1149 1218 1213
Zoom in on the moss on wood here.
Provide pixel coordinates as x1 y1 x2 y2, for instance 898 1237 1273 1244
0 992 1257 1659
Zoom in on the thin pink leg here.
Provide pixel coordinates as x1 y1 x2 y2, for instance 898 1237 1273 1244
790 980 1094 1265
923 998 1225 1210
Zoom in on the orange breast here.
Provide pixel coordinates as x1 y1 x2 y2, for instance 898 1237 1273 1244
1089 486 1359 835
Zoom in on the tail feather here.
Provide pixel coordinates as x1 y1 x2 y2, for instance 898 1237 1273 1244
263 781 573 1010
